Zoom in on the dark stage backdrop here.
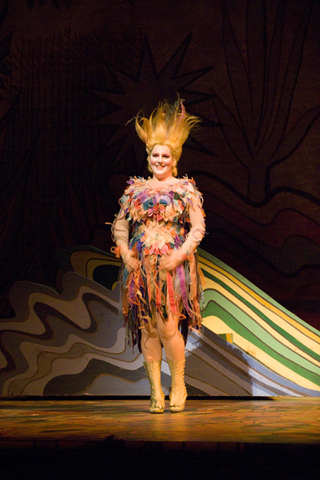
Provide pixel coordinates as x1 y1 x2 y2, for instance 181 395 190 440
0 0 320 330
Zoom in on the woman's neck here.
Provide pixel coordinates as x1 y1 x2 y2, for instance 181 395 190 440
149 175 176 186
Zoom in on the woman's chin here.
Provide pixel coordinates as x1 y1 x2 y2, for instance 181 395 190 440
153 170 173 181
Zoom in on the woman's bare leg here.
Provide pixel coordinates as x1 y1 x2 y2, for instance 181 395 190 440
156 311 185 362
140 323 163 362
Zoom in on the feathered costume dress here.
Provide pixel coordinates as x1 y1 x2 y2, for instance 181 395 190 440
112 176 206 349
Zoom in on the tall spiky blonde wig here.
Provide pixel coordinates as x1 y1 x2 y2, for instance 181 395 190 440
135 98 200 176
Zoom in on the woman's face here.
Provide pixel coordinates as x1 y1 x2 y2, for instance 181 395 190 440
149 145 174 181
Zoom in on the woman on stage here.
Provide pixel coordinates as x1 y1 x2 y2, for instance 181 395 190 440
112 98 206 413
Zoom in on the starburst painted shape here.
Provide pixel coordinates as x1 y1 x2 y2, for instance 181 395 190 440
93 33 214 175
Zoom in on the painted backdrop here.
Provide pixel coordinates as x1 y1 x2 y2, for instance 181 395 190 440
0 0 320 396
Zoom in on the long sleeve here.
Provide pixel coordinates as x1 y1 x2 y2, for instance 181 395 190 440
178 181 206 256
112 208 130 247
180 202 206 256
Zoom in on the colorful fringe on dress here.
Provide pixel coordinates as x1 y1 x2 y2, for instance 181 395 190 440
112 176 206 349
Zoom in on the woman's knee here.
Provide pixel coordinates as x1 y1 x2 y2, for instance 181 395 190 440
157 319 179 341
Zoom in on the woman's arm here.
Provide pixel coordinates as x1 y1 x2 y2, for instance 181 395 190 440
160 202 205 271
112 212 139 272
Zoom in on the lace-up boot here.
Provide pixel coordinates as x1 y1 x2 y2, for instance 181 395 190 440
143 361 165 413
167 357 187 412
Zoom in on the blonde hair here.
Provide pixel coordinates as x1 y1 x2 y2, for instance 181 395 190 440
135 97 200 176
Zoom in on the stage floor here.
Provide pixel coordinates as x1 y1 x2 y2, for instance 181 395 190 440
0 397 319 479
0 397 320 448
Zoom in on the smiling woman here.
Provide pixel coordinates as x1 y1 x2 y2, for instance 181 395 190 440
148 145 174 183
111 98 206 414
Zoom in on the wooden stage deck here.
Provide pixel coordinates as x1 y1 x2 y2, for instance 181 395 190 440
0 397 319 479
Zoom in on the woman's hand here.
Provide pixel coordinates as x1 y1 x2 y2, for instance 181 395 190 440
121 246 140 272
159 250 186 271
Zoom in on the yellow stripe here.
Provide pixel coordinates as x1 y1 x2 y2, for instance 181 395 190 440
70 252 121 279
199 256 320 345
203 274 320 367
203 316 320 392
